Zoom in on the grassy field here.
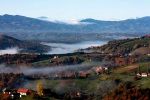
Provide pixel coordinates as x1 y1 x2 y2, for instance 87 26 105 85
137 62 150 72
135 78 150 89
113 62 150 89
114 64 139 74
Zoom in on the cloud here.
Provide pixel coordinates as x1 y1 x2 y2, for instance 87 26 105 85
36 17 93 25
58 19 93 25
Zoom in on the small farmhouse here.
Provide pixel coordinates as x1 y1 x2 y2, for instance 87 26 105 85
136 73 150 77
17 88 30 97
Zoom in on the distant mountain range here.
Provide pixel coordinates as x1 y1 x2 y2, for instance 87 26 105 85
0 14 150 42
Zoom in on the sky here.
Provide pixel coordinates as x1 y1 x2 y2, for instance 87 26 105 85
0 0 150 21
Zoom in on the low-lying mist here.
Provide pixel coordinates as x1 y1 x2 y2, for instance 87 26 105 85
0 62 102 75
0 41 106 55
0 47 19 55
42 41 106 54
0 62 106 91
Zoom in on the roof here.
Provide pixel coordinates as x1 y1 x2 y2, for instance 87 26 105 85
17 88 29 93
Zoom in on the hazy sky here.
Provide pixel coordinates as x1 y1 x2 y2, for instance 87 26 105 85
0 0 150 21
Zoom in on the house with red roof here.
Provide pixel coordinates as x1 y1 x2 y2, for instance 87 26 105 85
17 88 30 97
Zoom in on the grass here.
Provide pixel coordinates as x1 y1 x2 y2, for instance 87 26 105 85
32 59 50 66
64 78 101 92
113 64 139 74
29 77 103 94
135 78 150 89
31 55 86 66
111 62 150 89
110 73 134 82
137 62 150 72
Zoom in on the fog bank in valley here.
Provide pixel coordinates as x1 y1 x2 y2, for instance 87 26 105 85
42 41 106 54
0 62 102 75
0 41 106 55
0 48 19 55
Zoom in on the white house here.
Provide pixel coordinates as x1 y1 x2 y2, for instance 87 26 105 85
141 73 148 77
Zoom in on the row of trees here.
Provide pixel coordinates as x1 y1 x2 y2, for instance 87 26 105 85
0 54 50 65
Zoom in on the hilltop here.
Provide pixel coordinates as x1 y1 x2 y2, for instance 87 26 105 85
0 34 50 53
80 35 150 55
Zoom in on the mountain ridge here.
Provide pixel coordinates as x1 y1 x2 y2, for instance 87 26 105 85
0 14 150 42
1 14 150 33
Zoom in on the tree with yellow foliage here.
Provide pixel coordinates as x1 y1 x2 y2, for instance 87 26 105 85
36 80 44 96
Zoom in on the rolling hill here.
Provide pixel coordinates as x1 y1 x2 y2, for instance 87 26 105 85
80 36 150 55
0 34 50 53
